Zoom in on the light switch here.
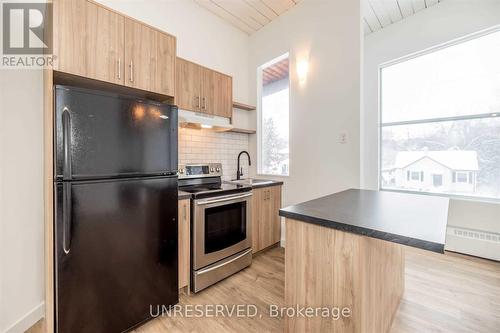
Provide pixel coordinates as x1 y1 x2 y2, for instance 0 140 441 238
339 131 348 144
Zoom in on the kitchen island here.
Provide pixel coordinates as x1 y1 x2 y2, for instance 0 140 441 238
279 189 449 333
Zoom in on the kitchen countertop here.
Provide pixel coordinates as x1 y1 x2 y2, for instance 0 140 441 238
224 179 284 189
178 190 192 200
251 179 283 189
279 189 449 253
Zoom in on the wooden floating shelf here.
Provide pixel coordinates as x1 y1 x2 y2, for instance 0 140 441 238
229 128 256 134
232 101 256 111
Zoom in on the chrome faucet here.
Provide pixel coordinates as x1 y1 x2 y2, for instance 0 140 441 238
236 151 251 180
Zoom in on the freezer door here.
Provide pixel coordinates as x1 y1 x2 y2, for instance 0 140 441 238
55 85 178 180
54 177 178 333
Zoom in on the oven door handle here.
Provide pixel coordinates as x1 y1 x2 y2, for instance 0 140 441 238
197 249 253 275
196 192 252 206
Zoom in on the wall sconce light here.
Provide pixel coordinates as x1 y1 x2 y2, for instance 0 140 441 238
296 59 309 84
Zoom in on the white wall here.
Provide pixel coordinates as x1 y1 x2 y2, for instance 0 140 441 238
362 0 500 260
96 0 251 104
0 70 45 333
249 0 362 210
0 1 251 331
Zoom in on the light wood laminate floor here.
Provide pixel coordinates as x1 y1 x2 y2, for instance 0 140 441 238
129 246 500 333
28 245 499 333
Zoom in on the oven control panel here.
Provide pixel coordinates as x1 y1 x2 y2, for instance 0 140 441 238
178 163 222 179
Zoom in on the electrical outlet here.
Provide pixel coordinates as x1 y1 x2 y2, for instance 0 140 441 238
339 131 348 144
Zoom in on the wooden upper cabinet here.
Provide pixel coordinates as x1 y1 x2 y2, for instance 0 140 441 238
200 67 215 114
53 0 176 97
213 72 232 118
176 57 233 118
176 58 201 112
124 18 157 92
53 0 88 76
86 3 124 85
156 32 176 97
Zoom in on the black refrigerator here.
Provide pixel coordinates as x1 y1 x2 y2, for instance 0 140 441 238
54 85 179 333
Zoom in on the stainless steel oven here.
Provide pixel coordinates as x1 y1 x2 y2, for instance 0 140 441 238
192 191 252 292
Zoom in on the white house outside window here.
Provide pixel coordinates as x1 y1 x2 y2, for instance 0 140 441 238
380 29 500 200
258 53 290 176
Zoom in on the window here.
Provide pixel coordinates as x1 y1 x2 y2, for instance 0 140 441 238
433 174 443 187
411 171 420 181
380 29 500 200
456 172 468 183
258 53 290 176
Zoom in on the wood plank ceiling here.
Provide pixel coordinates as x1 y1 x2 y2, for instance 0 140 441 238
364 0 442 35
195 0 443 36
194 0 302 35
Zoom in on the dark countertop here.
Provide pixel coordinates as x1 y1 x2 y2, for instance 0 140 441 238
178 190 192 200
279 189 449 253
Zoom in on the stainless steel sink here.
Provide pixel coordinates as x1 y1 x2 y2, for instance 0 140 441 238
228 178 274 186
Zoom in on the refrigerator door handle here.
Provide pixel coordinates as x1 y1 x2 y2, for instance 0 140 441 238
63 182 72 254
62 107 72 180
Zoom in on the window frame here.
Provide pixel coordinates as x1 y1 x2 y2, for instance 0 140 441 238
257 52 291 178
377 25 500 203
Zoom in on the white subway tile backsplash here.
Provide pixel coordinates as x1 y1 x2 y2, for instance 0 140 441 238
179 128 250 181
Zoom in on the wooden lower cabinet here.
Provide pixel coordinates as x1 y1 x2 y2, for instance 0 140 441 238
178 199 190 291
251 185 282 253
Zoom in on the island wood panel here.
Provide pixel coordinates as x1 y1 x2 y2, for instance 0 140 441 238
285 218 404 333
86 2 124 85
124 18 157 92
178 199 190 292
155 32 176 97
53 0 88 76
175 58 201 112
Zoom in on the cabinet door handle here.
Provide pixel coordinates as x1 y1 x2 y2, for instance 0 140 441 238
202 97 206 110
129 61 134 82
183 204 187 221
117 58 121 79
195 96 200 109
198 96 201 109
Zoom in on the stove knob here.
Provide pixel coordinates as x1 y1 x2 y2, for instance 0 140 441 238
179 169 184 174
210 167 215 172
216 167 221 173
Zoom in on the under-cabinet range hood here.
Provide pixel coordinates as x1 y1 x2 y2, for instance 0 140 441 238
178 109 233 131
